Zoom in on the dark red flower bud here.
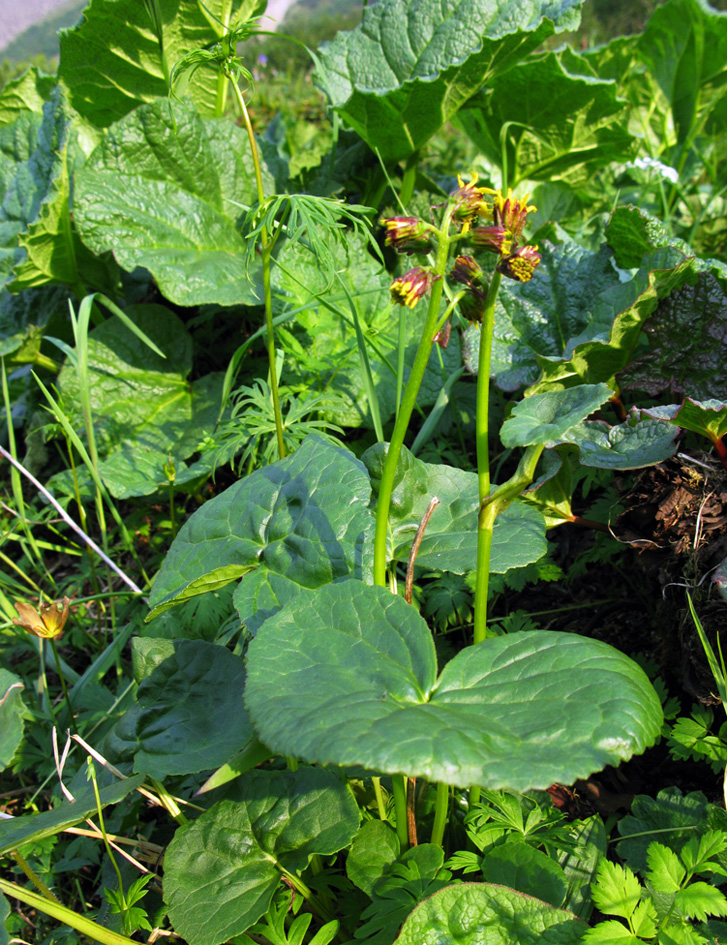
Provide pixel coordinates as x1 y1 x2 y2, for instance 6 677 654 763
390 267 434 308
381 216 433 254
496 245 542 283
469 224 513 257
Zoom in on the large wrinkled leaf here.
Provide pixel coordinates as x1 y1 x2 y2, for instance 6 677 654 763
314 0 582 163
619 269 727 401
500 384 613 448
163 767 359 945
0 68 56 127
147 435 374 630
561 412 679 469
0 285 70 360
0 670 25 771
59 0 250 127
245 580 663 791
635 0 727 146
642 398 727 443
455 50 634 188
395 882 586 944
0 775 144 856
55 304 223 498
133 640 255 780
606 205 692 270
362 443 547 575
274 235 460 429
74 101 268 306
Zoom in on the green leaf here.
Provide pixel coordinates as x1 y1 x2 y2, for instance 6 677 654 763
395 882 586 944
557 815 607 918
147 436 374 631
314 0 582 163
617 788 710 874
642 398 727 444
582 920 640 944
0 68 56 127
591 859 642 921
58 0 246 127
363 443 547 575
0 775 144 856
0 890 8 945
132 640 255 780
54 303 223 498
163 767 359 945
647 843 686 894
346 820 400 897
481 840 568 908
674 883 727 922
455 50 634 189
606 206 692 271
245 580 663 791
274 235 460 429
561 412 679 469
619 269 727 402
500 384 613 449
0 670 25 772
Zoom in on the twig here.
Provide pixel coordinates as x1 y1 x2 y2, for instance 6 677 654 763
405 497 440 605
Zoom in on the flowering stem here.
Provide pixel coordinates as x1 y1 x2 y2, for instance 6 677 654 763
373 226 451 587
50 638 76 734
227 72 286 460
473 271 502 645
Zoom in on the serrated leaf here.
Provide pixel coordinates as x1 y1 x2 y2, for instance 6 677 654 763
456 50 634 189
561 412 679 469
147 435 374 632
362 443 547 574
674 884 727 923
501 384 613 449
647 843 686 894
245 580 663 791
132 640 255 780
0 670 25 771
163 767 359 945
617 788 709 874
583 919 641 944
591 859 642 920
395 882 586 944
314 0 582 163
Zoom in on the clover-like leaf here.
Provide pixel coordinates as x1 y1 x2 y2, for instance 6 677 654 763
245 581 663 791
147 435 374 632
500 384 613 448
163 767 359 945
395 882 586 945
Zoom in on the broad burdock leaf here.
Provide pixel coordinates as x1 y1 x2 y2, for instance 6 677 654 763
607 205 692 270
163 768 359 945
455 50 635 189
0 670 25 771
500 384 613 448
642 398 727 444
313 0 582 163
394 882 586 945
147 436 374 630
619 269 727 401
560 411 679 469
362 443 547 574
0 68 56 127
245 581 663 791
132 640 255 780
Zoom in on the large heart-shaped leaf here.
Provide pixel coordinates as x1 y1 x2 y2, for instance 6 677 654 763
362 443 547 575
395 882 586 945
245 581 663 790
455 50 634 189
274 235 460 429
147 435 374 630
74 100 268 306
314 0 582 163
133 640 255 780
0 670 25 772
55 303 223 498
58 0 251 127
500 384 613 448
163 767 359 945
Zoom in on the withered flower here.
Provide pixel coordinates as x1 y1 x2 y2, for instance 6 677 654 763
14 597 71 640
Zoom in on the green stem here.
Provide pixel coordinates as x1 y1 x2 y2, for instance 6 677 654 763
228 74 286 460
50 637 76 734
430 782 449 848
88 759 128 927
372 776 387 821
473 271 502 645
392 775 409 852
11 850 62 904
400 151 419 206
373 223 452 586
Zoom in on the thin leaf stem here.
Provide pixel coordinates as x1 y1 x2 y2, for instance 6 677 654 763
11 850 62 904
392 774 409 851
372 776 387 821
227 73 286 460
50 638 76 734
430 782 449 848
473 271 501 645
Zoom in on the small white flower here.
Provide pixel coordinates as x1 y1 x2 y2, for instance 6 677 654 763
631 156 679 184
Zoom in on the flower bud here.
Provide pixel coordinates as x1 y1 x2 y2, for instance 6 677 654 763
14 597 71 640
496 245 542 283
380 216 433 254
450 254 484 289
390 267 434 309
469 224 513 257
492 189 537 242
450 172 493 231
